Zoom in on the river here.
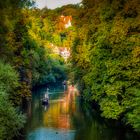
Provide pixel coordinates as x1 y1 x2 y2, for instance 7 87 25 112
24 85 139 140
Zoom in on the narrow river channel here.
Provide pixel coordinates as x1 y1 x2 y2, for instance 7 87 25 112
24 85 139 140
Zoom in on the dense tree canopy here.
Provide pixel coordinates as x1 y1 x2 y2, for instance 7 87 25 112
70 0 140 131
0 0 68 139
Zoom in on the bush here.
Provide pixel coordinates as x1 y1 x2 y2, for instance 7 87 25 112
0 61 19 93
0 91 26 140
0 61 26 139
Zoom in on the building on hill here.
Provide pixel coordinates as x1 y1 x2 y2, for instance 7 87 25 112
50 43 70 62
59 15 72 29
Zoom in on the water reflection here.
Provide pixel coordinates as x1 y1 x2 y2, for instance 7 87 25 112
43 87 77 130
26 85 78 140
25 85 139 140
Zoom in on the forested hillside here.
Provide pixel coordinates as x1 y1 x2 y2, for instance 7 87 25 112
71 0 140 131
0 1 68 139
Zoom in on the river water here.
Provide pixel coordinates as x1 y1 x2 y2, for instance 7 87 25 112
24 85 139 140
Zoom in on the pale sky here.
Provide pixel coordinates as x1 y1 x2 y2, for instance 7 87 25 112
34 0 82 9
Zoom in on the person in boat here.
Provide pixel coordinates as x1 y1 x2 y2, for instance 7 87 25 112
42 89 49 105
63 80 67 90
44 92 49 100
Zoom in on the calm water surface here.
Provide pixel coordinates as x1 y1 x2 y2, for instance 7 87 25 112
24 85 139 140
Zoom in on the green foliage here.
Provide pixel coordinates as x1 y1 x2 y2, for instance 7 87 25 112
0 61 19 92
0 91 26 140
0 61 26 139
71 0 140 131
0 1 68 139
25 10 68 86
100 97 124 119
123 88 140 131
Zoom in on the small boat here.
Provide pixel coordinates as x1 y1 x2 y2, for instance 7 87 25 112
42 93 49 105
42 98 49 105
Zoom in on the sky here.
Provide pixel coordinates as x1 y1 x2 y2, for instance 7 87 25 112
34 0 82 9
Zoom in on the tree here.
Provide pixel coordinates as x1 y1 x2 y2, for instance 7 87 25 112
0 61 25 139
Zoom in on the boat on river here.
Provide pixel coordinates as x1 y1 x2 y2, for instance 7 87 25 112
42 92 49 105
42 98 49 105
